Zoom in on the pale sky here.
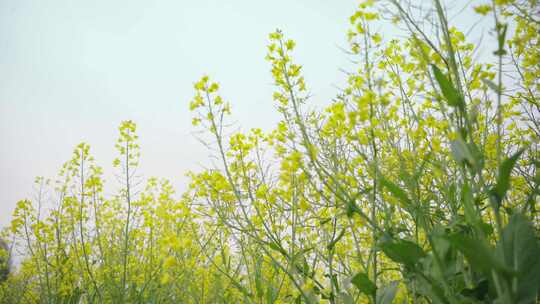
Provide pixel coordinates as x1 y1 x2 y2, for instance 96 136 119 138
0 0 358 226
0 0 489 228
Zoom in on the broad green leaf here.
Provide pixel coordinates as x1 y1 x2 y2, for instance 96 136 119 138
266 285 278 304
346 200 357 218
498 213 540 303
412 268 449 304
490 148 525 206
380 176 412 208
461 183 478 226
376 281 399 304
460 279 489 301
431 64 464 109
494 23 508 56
351 272 376 296
450 138 475 166
447 233 510 276
380 238 426 267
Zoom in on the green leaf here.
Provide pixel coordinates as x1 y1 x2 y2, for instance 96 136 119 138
498 213 540 303
380 238 426 267
345 200 356 218
461 183 479 226
266 285 278 304
450 138 475 166
447 233 509 276
380 176 412 208
351 272 376 296
431 64 464 109
494 23 508 56
255 258 264 298
268 241 288 257
376 281 399 304
490 148 525 206
460 279 489 301
412 268 449 304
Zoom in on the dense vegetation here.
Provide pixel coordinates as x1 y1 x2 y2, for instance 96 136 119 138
1 0 539 303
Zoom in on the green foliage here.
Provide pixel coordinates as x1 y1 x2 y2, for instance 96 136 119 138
491 149 525 207
379 238 426 268
498 213 540 303
431 64 464 109
1 0 539 303
351 273 376 296
0 239 9 283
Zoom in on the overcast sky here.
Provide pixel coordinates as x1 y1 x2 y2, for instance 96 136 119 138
0 0 360 226
0 0 491 228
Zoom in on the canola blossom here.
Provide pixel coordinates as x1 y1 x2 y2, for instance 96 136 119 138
1 0 539 303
